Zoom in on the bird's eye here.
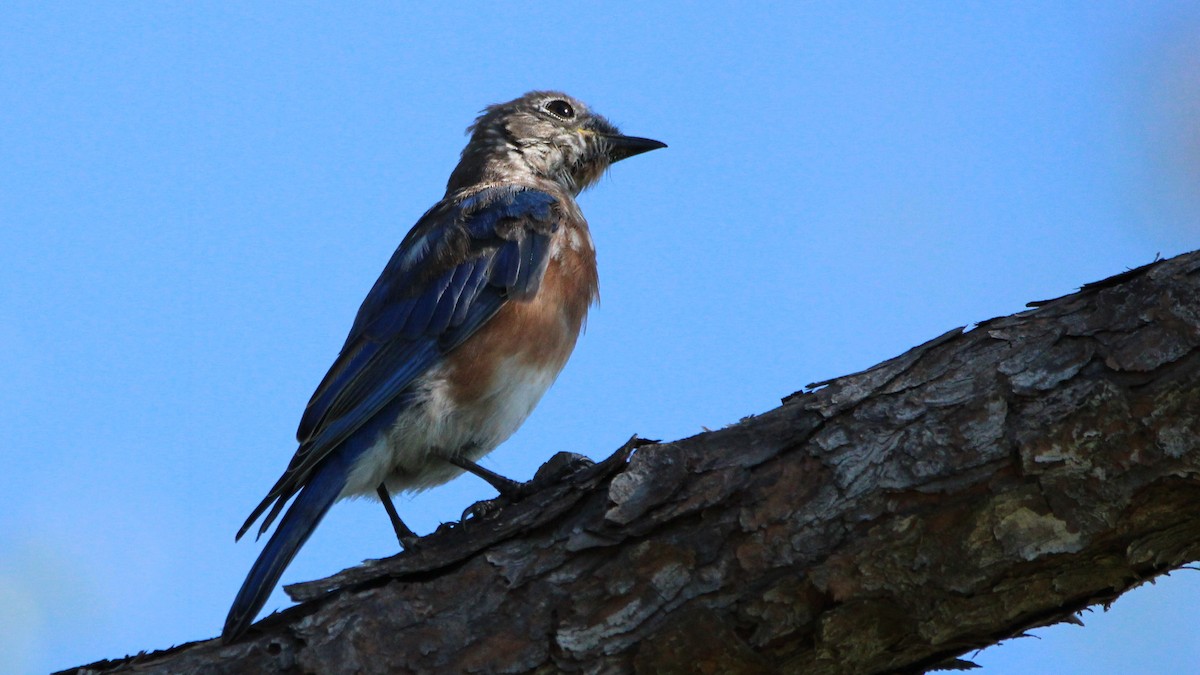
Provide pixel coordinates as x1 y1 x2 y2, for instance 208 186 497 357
544 99 575 120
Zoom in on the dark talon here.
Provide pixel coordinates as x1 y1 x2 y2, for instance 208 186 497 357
531 451 594 486
460 496 511 524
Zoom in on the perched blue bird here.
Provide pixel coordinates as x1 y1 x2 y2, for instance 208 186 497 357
223 91 665 641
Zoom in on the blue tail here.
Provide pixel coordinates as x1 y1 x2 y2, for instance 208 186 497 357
222 450 352 642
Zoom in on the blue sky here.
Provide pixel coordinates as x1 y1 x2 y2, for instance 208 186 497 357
3 3 1200 673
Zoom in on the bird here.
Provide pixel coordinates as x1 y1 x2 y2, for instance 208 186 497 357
222 91 665 642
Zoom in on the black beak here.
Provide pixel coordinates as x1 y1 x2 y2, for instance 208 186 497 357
604 134 668 163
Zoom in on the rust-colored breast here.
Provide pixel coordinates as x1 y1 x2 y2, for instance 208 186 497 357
445 221 599 404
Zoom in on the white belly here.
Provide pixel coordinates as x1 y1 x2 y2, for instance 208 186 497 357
340 356 563 498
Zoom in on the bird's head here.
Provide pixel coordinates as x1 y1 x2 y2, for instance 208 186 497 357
447 91 665 196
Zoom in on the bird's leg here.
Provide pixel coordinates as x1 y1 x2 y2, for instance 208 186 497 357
375 484 419 549
449 456 525 498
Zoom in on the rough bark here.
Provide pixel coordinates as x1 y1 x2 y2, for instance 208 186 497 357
66 250 1200 675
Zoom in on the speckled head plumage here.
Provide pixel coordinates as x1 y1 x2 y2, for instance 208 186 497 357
446 91 666 196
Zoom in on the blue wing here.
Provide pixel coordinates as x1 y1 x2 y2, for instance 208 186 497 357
236 185 560 540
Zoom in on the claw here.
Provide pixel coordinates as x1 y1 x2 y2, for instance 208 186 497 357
460 496 511 523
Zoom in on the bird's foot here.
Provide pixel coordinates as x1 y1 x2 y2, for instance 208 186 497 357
460 496 510 523
530 451 595 486
456 452 598 524
397 532 421 551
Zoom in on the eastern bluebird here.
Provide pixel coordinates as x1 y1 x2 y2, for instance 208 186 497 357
222 91 664 641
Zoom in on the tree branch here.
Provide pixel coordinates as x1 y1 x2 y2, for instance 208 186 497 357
66 250 1200 675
